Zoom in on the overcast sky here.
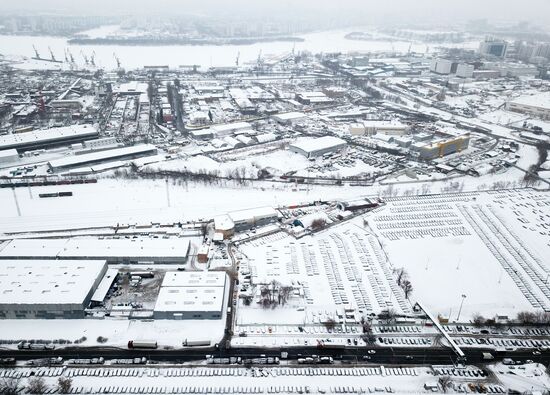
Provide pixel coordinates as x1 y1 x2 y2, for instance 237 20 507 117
1 0 550 26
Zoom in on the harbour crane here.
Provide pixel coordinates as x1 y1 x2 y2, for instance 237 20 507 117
113 53 121 69
80 50 89 64
235 51 240 66
90 51 96 66
48 46 56 62
32 45 40 59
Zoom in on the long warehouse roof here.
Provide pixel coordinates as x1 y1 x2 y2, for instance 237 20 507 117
48 144 157 169
0 125 98 150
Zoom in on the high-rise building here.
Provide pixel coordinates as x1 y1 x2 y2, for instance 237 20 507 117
479 38 508 58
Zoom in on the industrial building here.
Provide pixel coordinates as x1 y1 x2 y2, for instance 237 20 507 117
0 124 99 152
506 92 550 120
48 144 158 171
214 206 279 236
0 149 19 165
272 112 307 125
211 122 252 137
289 136 347 158
0 259 107 319
0 237 190 265
153 271 228 320
414 135 471 160
350 120 409 136
430 58 456 75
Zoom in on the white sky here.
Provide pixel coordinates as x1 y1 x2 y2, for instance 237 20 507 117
1 0 549 26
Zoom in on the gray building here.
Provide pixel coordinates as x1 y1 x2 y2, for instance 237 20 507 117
289 136 347 158
0 260 107 319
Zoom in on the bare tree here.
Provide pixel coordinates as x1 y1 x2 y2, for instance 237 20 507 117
57 377 72 394
402 280 413 299
517 311 537 325
323 318 337 330
472 313 486 327
438 376 452 393
1 377 21 395
311 218 327 230
27 377 48 394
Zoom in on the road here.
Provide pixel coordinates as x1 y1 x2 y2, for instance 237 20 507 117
2 345 550 367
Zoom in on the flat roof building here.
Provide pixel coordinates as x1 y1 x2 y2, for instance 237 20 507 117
289 136 347 158
0 259 107 319
153 271 228 320
0 125 98 152
0 237 189 265
506 92 550 120
48 144 158 172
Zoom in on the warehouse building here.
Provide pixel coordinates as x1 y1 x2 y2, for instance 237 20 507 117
0 237 189 265
506 92 550 120
289 136 347 158
272 112 307 125
0 259 107 319
0 149 19 165
0 125 99 152
153 271 228 320
48 144 157 172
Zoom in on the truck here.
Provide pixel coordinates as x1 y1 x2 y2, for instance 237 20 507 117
482 352 494 361
127 340 157 349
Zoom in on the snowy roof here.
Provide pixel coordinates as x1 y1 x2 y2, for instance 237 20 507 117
290 136 347 154
90 268 119 303
48 144 157 169
212 122 252 133
363 120 408 130
154 286 225 313
0 259 106 306
0 237 189 261
214 215 235 231
228 206 278 223
0 125 98 150
161 271 227 288
509 92 550 110
273 112 306 121
0 148 18 159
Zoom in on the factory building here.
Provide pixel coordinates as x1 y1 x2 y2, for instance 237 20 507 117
506 92 550 120
0 259 107 319
0 125 99 152
415 135 470 160
211 122 252 137
289 136 347 158
48 144 158 171
430 59 456 75
153 271 228 320
0 237 189 265
456 64 475 78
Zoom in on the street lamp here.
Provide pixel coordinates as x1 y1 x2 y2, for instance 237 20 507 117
456 294 467 322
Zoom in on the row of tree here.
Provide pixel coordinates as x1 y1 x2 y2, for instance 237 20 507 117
1 376 72 395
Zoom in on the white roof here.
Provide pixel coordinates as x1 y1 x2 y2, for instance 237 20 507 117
509 92 550 110
228 206 278 223
48 144 157 169
90 268 119 303
290 136 347 154
212 122 252 133
0 149 18 159
273 112 306 121
214 215 235 231
0 237 189 261
161 271 227 288
0 259 106 306
154 285 225 313
363 120 407 129
0 125 98 150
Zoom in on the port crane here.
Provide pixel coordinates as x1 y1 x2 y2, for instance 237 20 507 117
113 53 121 69
48 47 56 62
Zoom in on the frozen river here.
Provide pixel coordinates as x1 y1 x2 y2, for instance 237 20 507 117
0 28 478 71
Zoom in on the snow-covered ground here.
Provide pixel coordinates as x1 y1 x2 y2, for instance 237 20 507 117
235 221 411 329
368 189 550 320
0 318 225 350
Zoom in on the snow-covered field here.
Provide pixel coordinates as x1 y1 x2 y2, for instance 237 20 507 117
0 318 225 349
368 189 550 320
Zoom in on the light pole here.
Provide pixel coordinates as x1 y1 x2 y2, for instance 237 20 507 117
456 294 467 322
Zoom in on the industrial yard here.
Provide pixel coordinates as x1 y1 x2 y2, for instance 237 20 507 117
1 5 550 393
